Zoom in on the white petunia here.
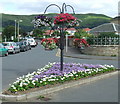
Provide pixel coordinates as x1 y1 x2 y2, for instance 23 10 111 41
110 65 114 67
75 75 78 77
61 78 64 80
40 81 42 83
20 82 23 87
23 83 28 86
32 80 35 83
42 78 46 81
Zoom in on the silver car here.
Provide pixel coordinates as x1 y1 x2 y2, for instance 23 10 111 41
3 42 20 54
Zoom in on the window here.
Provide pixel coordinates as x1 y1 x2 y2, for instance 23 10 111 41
3 43 9 46
0 44 4 48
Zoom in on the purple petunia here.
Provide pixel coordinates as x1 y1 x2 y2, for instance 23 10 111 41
32 63 105 80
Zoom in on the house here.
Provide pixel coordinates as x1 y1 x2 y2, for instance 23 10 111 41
83 28 91 33
66 28 76 35
43 28 76 37
111 16 120 24
89 23 120 35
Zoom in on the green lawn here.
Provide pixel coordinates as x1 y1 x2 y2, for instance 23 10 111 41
85 16 111 20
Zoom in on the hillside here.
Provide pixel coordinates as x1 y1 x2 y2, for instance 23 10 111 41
1 13 112 32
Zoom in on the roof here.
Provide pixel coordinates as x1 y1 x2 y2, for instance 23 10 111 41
83 28 91 32
89 23 120 33
66 28 76 31
43 28 76 35
112 16 120 20
44 30 54 35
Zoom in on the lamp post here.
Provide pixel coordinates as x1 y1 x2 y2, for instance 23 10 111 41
33 3 79 71
15 20 17 39
17 20 23 41
43 3 75 71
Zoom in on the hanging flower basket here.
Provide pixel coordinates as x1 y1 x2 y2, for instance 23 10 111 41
32 15 53 27
54 13 80 27
32 13 80 28
32 13 81 51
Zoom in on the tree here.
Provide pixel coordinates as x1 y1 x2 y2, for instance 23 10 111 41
51 30 60 37
33 28 44 38
2 25 25 41
74 29 91 39
2 26 15 41
22 32 28 38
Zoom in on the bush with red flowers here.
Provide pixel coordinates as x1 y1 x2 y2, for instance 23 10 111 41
41 38 58 50
73 38 89 48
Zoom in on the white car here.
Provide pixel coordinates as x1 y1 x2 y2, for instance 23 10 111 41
26 38 37 47
3 42 20 54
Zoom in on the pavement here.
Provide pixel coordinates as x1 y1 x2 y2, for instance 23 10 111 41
56 46 118 61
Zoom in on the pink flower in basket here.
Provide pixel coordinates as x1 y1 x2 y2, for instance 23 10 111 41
54 13 76 24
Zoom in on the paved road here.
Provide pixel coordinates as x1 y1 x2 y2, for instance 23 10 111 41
1 43 118 102
29 73 118 102
2 44 58 90
50 73 118 102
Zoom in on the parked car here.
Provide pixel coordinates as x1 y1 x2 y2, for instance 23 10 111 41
0 43 8 56
23 40 31 50
16 41 27 52
26 38 37 47
16 41 31 52
2 42 20 54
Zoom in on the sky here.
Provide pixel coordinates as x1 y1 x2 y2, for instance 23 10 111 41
0 0 119 18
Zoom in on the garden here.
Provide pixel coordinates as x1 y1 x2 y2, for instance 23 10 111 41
3 62 116 95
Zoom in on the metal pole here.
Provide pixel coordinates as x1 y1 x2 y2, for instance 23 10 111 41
59 3 66 71
66 34 68 52
15 20 16 39
17 21 19 41
42 3 75 71
60 24 64 71
17 20 22 41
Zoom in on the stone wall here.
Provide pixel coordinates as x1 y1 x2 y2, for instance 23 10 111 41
82 45 119 56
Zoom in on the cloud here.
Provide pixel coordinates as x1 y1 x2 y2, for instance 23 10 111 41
0 0 119 17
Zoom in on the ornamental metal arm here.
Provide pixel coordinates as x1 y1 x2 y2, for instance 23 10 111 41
62 3 67 13
44 4 62 14
66 5 75 14
61 3 75 14
44 3 75 14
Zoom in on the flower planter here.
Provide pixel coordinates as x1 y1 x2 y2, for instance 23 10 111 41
1 70 118 101
6 62 116 95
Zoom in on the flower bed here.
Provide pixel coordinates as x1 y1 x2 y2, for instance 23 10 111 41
6 62 116 95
